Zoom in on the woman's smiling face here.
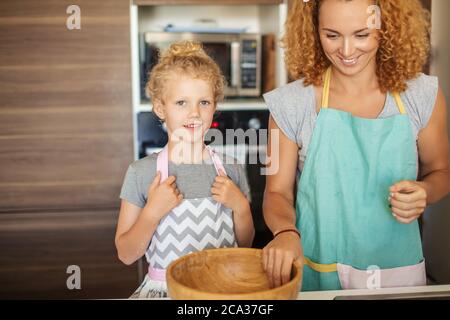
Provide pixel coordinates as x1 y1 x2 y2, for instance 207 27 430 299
318 0 380 76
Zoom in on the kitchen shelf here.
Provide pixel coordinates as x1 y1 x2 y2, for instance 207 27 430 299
136 99 268 113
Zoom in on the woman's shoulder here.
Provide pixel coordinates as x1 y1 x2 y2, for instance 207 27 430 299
262 79 314 144
405 73 439 95
402 73 439 130
263 79 314 105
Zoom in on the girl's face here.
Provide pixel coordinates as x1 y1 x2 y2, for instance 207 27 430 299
318 0 380 77
154 73 216 144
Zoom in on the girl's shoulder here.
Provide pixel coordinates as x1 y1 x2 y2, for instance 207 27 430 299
129 152 159 173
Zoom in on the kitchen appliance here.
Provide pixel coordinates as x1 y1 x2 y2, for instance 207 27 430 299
139 32 262 100
136 109 272 249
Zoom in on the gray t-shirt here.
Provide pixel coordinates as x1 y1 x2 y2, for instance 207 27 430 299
263 73 439 173
120 152 251 208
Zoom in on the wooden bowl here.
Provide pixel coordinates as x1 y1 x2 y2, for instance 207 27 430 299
166 248 302 300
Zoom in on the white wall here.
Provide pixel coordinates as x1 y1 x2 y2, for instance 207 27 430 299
423 0 450 284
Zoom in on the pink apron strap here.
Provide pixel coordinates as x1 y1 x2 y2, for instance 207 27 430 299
157 145 227 179
156 145 169 183
206 145 227 177
148 265 166 282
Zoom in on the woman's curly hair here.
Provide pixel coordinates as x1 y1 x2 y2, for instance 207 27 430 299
283 0 431 93
146 41 226 103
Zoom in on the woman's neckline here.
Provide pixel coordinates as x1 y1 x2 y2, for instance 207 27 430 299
309 83 390 120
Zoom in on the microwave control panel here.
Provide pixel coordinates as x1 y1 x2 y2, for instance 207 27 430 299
241 39 258 89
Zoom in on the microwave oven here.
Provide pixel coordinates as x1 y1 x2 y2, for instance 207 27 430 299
140 32 262 100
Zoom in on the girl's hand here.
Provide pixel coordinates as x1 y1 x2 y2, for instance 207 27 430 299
262 232 304 289
389 180 428 224
144 171 183 222
211 170 249 212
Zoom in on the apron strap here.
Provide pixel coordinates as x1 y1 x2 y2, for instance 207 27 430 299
148 265 166 281
304 256 337 273
393 92 407 115
205 145 228 177
156 144 227 183
321 67 332 109
156 145 169 183
321 66 406 115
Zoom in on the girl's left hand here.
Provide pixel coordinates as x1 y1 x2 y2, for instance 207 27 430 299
211 170 248 212
389 180 428 224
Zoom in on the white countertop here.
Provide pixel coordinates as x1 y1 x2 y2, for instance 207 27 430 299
297 285 450 300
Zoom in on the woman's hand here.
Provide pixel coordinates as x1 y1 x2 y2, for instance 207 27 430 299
144 171 184 222
262 232 304 289
211 170 249 213
389 180 428 224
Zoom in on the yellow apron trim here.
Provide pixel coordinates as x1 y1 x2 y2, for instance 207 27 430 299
321 67 332 109
393 92 407 115
321 67 407 115
304 257 337 273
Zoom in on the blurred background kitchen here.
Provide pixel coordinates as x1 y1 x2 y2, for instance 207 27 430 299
0 0 448 299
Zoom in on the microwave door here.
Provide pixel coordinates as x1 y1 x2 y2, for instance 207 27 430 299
202 41 237 97
231 41 241 94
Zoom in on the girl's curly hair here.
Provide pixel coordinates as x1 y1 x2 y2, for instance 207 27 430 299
146 41 226 103
283 0 431 92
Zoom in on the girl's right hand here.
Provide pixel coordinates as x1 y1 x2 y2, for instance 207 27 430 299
262 232 304 289
143 171 183 222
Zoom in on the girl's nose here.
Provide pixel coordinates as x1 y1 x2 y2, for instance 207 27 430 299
189 104 200 117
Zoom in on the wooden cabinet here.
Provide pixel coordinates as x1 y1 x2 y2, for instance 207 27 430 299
0 209 138 299
0 0 138 298
0 0 133 211
134 0 283 5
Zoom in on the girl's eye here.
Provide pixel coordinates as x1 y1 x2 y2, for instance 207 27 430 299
200 100 211 107
176 100 186 106
356 34 370 39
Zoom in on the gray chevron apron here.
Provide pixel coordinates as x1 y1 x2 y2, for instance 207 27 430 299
130 145 237 299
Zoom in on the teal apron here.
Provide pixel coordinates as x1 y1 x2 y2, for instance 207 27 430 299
297 67 426 291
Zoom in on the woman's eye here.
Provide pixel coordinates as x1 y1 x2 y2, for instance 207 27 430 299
356 34 370 39
326 34 339 39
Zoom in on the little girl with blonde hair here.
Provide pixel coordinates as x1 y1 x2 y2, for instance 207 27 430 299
115 41 254 298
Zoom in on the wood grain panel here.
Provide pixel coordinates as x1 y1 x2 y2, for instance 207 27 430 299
134 0 283 5
0 66 131 109
0 106 131 136
0 0 130 18
0 25 130 66
0 0 133 211
0 209 139 299
0 133 132 211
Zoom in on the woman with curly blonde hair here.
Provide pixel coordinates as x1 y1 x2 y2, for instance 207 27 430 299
262 0 449 291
